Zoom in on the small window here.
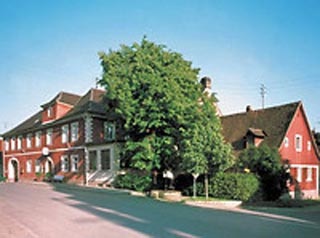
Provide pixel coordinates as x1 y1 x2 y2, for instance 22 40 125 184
61 155 69 172
47 106 53 118
35 131 42 147
61 125 69 143
306 167 312 182
295 134 302 152
27 133 32 148
71 155 79 172
297 167 302 182
307 141 311 151
71 122 79 142
284 137 289 148
11 137 16 151
26 160 32 173
104 122 115 141
46 129 53 145
5 139 9 151
17 136 22 150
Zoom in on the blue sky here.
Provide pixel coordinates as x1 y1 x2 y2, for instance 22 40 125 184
0 0 320 132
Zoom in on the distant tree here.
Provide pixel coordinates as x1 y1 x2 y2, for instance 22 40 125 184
99 37 233 192
312 130 320 151
238 145 290 201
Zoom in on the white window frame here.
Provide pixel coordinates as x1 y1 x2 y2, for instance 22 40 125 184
46 128 53 145
104 122 115 141
297 167 302 182
61 155 69 172
26 160 32 173
71 122 79 142
35 131 42 147
284 137 289 148
27 133 32 148
11 137 16 151
47 106 53 118
307 141 311 151
71 154 79 172
295 134 302 152
61 125 69 144
5 139 9 151
306 167 313 182
17 136 22 150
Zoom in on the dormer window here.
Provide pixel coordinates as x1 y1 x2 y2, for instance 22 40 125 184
245 128 267 148
47 106 53 118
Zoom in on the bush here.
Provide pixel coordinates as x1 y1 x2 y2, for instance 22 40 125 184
210 173 259 201
0 175 6 182
113 171 152 192
182 182 205 197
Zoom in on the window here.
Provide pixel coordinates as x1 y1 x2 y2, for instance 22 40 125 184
297 167 302 182
47 106 53 118
306 167 313 182
61 155 69 172
101 149 111 170
35 131 42 147
35 160 41 173
5 139 9 151
307 141 311 151
89 151 97 170
26 160 32 173
46 129 53 145
71 122 79 142
71 155 79 172
61 125 69 143
104 122 115 141
295 134 302 152
11 137 16 151
284 137 289 148
17 136 22 150
27 133 32 148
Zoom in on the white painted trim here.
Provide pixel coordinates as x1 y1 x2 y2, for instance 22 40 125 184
290 164 319 196
290 164 318 169
4 146 85 158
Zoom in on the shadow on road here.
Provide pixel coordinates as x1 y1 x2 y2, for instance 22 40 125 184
50 184 244 237
51 184 320 238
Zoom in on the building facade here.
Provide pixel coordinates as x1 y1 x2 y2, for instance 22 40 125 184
221 102 319 199
2 88 119 185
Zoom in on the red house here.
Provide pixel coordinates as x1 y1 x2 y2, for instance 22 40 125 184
1 88 119 185
221 102 319 199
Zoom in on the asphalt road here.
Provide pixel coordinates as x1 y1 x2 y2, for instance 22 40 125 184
0 183 319 238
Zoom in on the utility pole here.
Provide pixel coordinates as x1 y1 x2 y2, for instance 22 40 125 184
260 84 266 109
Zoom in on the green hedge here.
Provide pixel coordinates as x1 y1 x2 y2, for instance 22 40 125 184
210 173 259 201
113 171 152 192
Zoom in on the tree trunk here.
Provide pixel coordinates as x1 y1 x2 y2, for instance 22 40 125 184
204 174 209 200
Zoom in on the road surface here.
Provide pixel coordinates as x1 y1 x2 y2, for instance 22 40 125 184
0 183 319 238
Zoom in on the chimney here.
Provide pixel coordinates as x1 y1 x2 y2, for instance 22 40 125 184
200 76 212 92
246 105 253 112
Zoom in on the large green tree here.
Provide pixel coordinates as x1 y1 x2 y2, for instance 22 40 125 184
99 38 233 190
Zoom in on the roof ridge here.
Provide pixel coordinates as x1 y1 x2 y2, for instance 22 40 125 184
222 101 301 118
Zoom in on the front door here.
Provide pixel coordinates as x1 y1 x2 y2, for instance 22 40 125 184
8 159 19 182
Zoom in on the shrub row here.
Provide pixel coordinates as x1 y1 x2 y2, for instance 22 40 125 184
183 173 259 202
113 171 152 192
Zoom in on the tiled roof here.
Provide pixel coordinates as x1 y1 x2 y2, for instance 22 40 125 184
221 101 301 151
2 88 108 137
41 92 81 108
